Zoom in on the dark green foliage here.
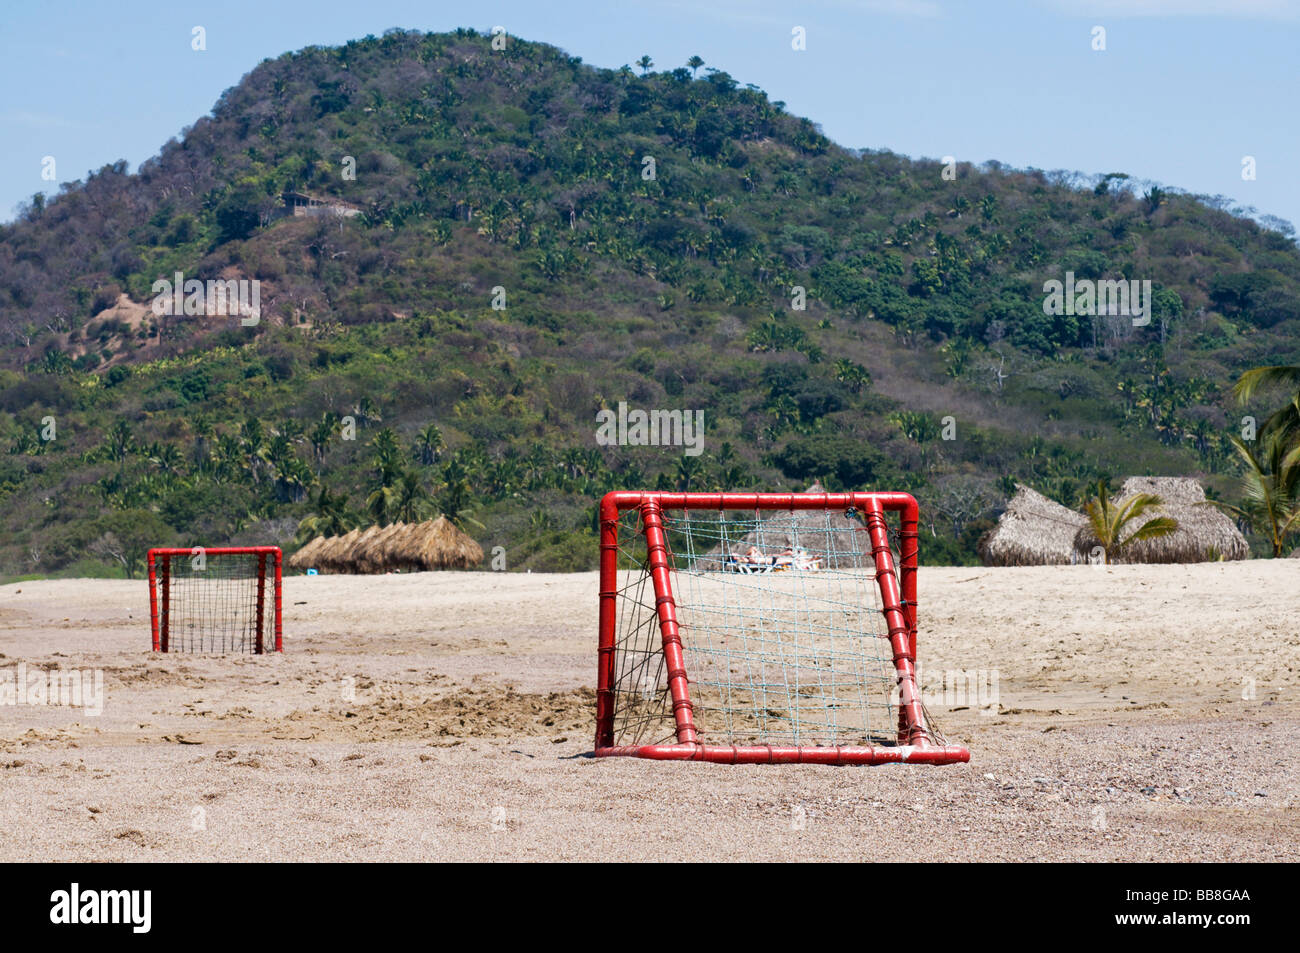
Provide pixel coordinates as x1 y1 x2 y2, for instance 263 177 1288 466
771 435 890 488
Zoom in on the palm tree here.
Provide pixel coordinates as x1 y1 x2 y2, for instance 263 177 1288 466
834 359 871 394
675 454 702 492
390 469 432 523
1082 480 1179 564
438 458 483 529
890 410 940 443
411 423 444 466
353 396 382 427
686 55 704 77
274 455 314 503
561 447 589 483
266 433 293 469
309 414 335 465
209 433 241 483
240 417 267 484
1207 433 1300 557
1234 364 1300 449
487 455 521 496
765 394 800 433
240 416 265 453
10 431 38 455
191 416 214 473
366 483 396 526
106 420 133 463
636 55 654 76
296 486 353 541
278 418 304 444
369 428 402 486
149 443 184 476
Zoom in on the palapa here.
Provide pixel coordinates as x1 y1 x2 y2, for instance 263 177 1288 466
977 484 1087 566
1071 476 1248 563
286 518 482 573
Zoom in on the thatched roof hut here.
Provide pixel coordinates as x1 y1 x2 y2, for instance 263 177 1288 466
356 522 408 573
286 518 482 573
343 524 385 567
286 534 329 572
977 484 1087 566
386 517 484 570
315 527 362 573
1072 476 1249 564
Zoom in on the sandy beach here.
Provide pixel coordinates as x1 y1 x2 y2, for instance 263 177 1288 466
0 562 1296 862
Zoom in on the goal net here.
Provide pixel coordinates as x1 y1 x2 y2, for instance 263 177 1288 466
596 492 968 765
148 547 282 654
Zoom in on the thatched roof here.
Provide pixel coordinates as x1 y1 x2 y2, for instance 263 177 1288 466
286 518 483 573
315 528 362 572
977 484 1087 567
286 534 329 571
1072 476 1249 564
358 522 409 573
386 517 484 570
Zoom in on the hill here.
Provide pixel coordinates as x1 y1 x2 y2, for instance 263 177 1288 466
2 27 1299 577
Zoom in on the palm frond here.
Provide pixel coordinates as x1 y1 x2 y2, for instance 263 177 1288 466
1283 441 1300 480
1200 498 1248 520
1233 365 1300 404
1278 508 1300 538
1123 516 1179 545
1226 434 1265 475
1115 492 1163 526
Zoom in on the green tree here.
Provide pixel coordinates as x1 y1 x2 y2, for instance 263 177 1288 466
675 454 702 491
369 428 402 486
296 486 354 540
1207 433 1300 557
438 458 483 528
91 509 175 578
391 469 433 523
309 413 335 465
833 359 871 394
148 443 185 476
772 435 887 489
366 483 396 526
214 182 265 243
106 420 134 463
274 455 314 503
411 423 445 466
890 410 940 443
1234 364 1300 450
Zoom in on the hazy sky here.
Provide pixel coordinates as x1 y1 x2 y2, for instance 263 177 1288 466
2 0 1297 232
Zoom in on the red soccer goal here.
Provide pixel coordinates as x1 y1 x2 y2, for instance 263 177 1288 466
148 547 282 654
596 491 969 765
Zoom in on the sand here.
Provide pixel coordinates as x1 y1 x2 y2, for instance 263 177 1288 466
0 562 1296 862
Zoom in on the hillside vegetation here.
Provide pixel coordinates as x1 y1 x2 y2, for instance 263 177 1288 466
2 27 1298 577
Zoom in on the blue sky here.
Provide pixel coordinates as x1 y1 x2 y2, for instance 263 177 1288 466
1 0 1297 231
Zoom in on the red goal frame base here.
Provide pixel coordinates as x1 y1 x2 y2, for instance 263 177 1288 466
595 491 970 766
595 743 971 766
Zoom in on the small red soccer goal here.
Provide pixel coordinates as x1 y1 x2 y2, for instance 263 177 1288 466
596 491 969 765
147 547 282 654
